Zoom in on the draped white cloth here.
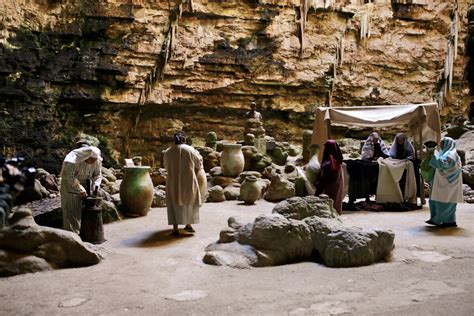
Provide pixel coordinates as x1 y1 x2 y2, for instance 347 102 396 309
376 158 417 204
163 144 204 225
64 146 103 163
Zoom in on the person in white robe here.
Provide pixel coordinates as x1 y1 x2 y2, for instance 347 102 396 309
163 132 204 235
60 146 102 234
361 132 389 161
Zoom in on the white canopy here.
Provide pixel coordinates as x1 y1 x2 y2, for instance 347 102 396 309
312 103 441 161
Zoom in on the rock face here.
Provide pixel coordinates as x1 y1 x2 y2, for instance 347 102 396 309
203 196 394 268
0 1 470 171
0 208 102 277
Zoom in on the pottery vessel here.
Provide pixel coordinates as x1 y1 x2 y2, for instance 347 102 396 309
221 143 245 177
120 166 153 216
240 175 261 204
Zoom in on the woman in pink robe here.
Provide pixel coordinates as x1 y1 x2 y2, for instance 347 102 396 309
315 140 344 214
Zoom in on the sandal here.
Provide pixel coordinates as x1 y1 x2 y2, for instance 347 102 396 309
171 230 180 236
184 225 195 233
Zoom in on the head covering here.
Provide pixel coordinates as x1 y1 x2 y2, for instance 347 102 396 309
389 133 415 159
322 140 343 171
173 131 186 145
434 137 461 183
64 146 102 164
361 132 389 160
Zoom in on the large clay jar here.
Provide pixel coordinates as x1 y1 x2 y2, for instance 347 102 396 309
120 166 153 216
240 175 261 204
221 143 245 177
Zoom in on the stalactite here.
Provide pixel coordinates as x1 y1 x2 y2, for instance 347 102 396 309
297 0 309 58
358 4 373 40
439 0 459 108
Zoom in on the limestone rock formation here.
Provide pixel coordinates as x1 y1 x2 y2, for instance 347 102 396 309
207 185 226 203
0 208 102 277
152 188 167 208
1 1 469 171
264 174 296 202
203 196 394 268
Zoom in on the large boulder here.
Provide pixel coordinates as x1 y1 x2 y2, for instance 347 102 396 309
0 208 102 277
462 164 474 189
152 188 167 208
224 184 241 201
456 131 474 164
101 167 117 183
203 196 394 268
149 168 167 186
207 185 226 203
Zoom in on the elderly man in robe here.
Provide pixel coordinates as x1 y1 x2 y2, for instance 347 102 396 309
163 131 205 235
60 146 102 234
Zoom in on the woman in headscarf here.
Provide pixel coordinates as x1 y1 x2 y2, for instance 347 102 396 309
425 137 463 227
315 140 344 214
60 146 102 234
389 133 414 160
164 131 205 235
361 132 389 161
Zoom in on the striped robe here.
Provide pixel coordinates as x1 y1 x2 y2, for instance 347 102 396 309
60 160 102 233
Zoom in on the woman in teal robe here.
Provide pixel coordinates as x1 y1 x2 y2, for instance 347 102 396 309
425 137 463 227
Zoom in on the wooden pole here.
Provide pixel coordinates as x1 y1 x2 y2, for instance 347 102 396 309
418 107 426 205
326 119 331 139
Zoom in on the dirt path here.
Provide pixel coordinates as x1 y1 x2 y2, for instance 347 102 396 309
1 201 473 315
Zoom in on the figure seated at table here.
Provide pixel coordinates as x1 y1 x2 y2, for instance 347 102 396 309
361 132 389 161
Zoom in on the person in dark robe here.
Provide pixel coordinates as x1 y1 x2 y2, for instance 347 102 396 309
315 140 344 215
389 133 420 204
389 133 414 160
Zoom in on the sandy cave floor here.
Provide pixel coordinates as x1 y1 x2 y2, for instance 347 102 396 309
1 200 473 315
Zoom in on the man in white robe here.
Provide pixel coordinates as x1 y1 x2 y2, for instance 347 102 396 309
60 146 102 234
163 132 205 235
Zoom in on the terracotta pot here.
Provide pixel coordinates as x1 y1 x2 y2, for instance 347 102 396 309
221 143 245 177
240 175 261 204
120 166 153 216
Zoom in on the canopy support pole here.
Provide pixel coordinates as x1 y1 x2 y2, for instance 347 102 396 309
326 119 331 139
418 107 426 205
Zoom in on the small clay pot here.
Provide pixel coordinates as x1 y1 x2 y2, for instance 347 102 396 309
240 175 261 204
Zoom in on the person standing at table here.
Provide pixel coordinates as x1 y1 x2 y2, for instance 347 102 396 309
425 137 463 227
315 140 344 215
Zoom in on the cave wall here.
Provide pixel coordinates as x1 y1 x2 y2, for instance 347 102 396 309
0 0 470 171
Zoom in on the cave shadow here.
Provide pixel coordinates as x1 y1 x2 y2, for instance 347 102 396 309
120 229 194 248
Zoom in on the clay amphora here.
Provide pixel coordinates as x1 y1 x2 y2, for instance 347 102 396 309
120 166 153 216
221 143 245 177
240 175 261 204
